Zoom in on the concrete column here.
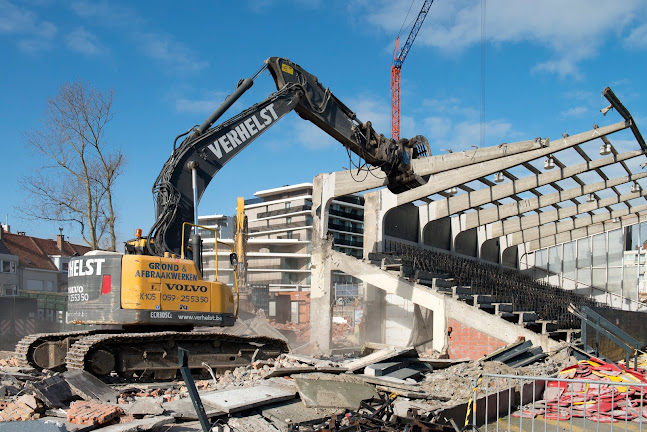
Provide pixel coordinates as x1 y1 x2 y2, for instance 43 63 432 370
363 190 398 255
362 191 386 343
309 175 334 353
476 225 488 260
418 205 432 244
450 216 461 253
363 191 381 255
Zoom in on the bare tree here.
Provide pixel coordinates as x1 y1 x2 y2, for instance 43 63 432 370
20 81 125 251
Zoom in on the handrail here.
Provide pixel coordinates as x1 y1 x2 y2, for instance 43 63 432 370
569 304 640 369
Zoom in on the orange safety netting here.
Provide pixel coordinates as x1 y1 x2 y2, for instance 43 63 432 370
513 356 647 423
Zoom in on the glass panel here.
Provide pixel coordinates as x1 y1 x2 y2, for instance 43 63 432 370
623 266 638 301
607 229 623 267
548 246 562 276
592 234 606 267
577 238 591 268
592 268 606 291
607 267 621 296
535 249 547 270
534 249 547 280
563 242 576 281
577 266 591 286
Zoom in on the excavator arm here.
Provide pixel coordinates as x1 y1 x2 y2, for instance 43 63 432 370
148 57 430 257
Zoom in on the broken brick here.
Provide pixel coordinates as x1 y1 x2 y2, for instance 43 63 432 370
67 400 124 426
0 394 41 422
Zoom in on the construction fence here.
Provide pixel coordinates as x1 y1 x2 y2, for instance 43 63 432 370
471 362 647 431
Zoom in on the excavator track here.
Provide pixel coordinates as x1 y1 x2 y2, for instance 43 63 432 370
15 330 105 371
64 331 289 380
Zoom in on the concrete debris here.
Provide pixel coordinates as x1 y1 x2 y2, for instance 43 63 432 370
125 397 164 417
344 346 416 373
200 384 296 413
97 416 174 432
0 339 583 431
27 375 74 409
63 370 118 405
0 419 71 432
294 374 379 409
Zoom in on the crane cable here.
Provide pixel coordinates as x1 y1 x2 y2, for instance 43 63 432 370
397 0 419 40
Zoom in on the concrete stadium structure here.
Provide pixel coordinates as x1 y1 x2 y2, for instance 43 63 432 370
308 87 647 356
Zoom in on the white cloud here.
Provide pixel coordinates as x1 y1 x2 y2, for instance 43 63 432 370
65 27 101 55
560 106 588 118
348 94 392 134
0 0 57 53
624 24 647 50
69 0 207 72
175 92 230 114
135 32 208 72
0 0 38 34
354 0 645 78
423 116 514 152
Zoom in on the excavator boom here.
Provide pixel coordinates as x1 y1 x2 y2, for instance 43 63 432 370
149 57 430 257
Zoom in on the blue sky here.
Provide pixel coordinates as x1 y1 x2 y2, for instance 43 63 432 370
1 0 646 247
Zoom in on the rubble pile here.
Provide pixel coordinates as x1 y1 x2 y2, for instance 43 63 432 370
271 321 310 344
0 342 586 431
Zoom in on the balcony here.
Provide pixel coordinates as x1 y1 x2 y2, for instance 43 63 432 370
333 238 364 248
328 222 363 234
257 204 312 219
329 208 363 221
249 220 310 234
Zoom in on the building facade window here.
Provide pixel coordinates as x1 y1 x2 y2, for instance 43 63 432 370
1 285 18 296
1 260 17 273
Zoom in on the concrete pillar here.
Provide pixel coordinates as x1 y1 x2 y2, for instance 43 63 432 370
309 175 334 353
363 191 382 255
450 216 460 253
363 190 397 255
362 191 385 343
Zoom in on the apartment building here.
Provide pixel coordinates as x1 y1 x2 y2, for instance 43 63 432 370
198 183 365 322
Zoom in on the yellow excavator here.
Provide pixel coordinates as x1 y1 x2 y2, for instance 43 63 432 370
16 57 430 379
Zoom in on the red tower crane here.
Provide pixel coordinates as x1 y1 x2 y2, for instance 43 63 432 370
391 0 435 140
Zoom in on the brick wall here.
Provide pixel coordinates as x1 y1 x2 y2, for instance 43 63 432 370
447 318 507 360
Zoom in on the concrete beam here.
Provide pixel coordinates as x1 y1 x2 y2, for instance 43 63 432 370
459 172 647 231
419 149 643 223
504 205 647 248
488 190 647 238
528 212 647 250
410 138 545 175
314 137 552 239
395 121 628 206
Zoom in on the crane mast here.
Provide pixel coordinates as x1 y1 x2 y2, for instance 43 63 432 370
391 0 435 140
